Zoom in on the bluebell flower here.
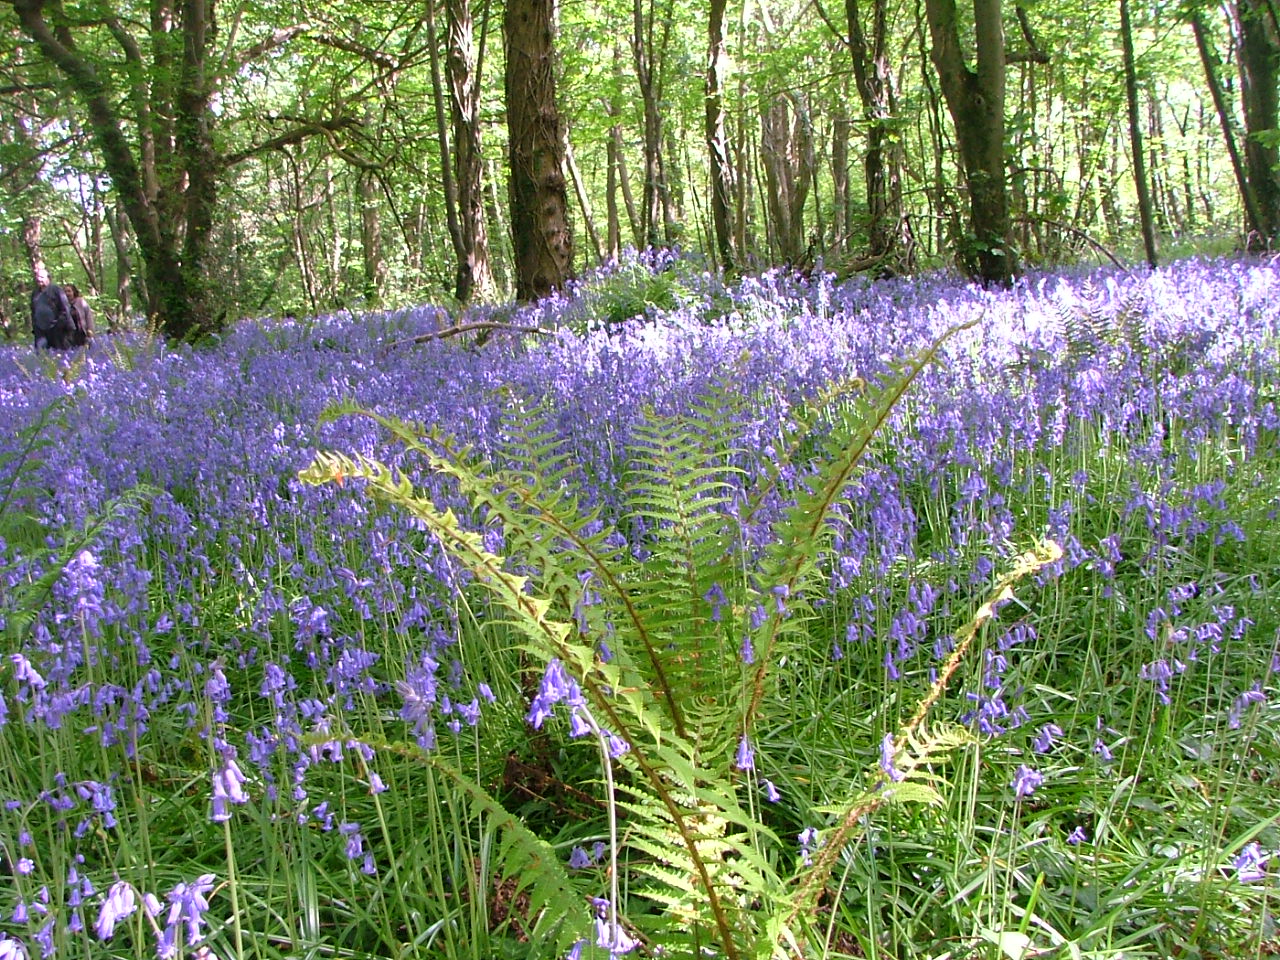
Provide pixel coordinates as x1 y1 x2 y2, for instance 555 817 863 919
1012 764 1043 798
879 733 904 782
211 756 249 822
94 881 138 940
703 582 727 621
1032 723 1063 754
161 873 217 953
735 735 755 771
1233 841 1268 883
798 826 821 866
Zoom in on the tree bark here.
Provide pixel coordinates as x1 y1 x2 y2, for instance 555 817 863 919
706 0 736 273
759 94 813 264
446 0 497 301
632 0 668 247
831 100 851 252
1192 10 1268 243
923 0 1018 284
359 171 387 305
1121 0 1158 266
1236 0 1280 242
504 0 573 301
847 0 906 266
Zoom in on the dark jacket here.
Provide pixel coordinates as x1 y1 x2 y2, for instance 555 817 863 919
31 284 76 349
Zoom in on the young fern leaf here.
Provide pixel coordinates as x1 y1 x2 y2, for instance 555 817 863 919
4 483 159 644
316 404 688 738
0 397 69 552
428 752 594 952
355 734 594 954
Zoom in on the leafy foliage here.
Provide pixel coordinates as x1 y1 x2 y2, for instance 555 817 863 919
297 320 1063 959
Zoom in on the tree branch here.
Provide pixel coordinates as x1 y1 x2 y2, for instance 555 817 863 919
221 115 361 167
311 33 399 71
234 24 309 68
385 320 557 349
1007 4 1050 64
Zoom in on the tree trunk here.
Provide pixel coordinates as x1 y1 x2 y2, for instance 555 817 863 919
831 100 851 252
923 0 1018 284
706 0 736 273
565 137 604 264
21 215 49 287
759 94 813 264
1192 10 1268 243
632 0 666 247
847 0 906 266
359 172 387 305
504 0 574 300
1237 0 1280 242
1121 0 1158 266
446 0 497 301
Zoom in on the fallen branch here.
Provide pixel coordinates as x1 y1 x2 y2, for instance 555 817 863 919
1018 217 1129 272
385 320 557 349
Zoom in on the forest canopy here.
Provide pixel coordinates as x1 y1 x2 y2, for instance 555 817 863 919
1 0 1277 338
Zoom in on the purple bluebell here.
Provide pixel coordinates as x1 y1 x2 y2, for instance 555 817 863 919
1012 764 1043 798
879 733 904 782
1233 841 1268 882
94 880 138 940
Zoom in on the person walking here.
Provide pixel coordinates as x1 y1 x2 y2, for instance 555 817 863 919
64 283 95 347
30 272 76 349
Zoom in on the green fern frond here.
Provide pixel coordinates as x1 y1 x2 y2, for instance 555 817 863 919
303 443 765 960
623 411 743 733
428 753 594 953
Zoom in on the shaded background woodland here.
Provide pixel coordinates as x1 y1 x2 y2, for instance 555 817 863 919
1 0 1278 338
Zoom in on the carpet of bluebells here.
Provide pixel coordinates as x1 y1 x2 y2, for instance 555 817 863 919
1 253 1278 959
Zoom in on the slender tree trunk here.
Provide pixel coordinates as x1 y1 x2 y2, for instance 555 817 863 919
1121 0 1158 266
1192 11 1268 242
104 202 140 323
610 124 643 249
446 0 497 301
565 137 604 264
760 94 813 264
847 0 905 266
504 0 573 300
1236 0 1280 242
632 0 665 247
706 0 736 273
923 0 1018 284
606 128 621 258
425 0 468 299
831 99 851 252
358 171 387 304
